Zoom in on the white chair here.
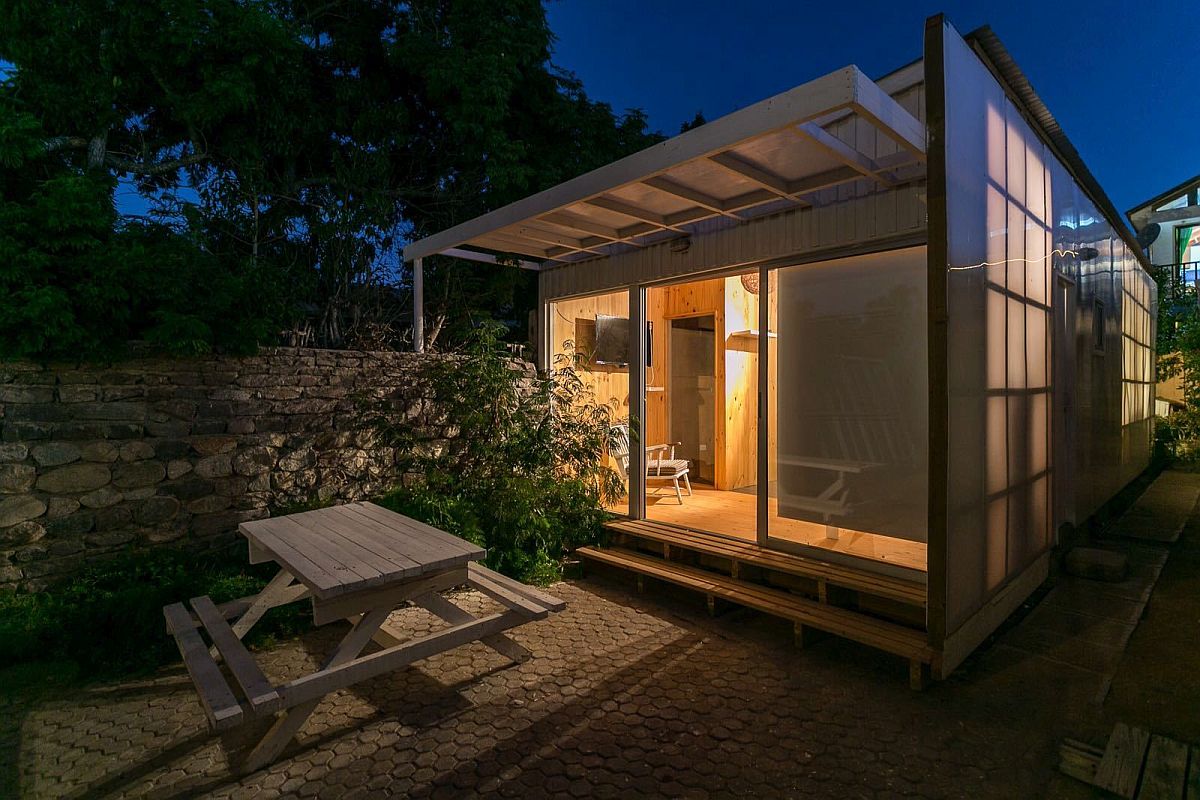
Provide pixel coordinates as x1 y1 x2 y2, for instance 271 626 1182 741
609 423 693 504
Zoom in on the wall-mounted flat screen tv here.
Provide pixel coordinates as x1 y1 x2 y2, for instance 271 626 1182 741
593 315 629 366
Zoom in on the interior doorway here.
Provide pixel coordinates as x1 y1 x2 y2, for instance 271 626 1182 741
669 315 716 484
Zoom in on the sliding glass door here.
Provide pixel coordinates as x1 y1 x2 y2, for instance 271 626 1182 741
762 247 929 576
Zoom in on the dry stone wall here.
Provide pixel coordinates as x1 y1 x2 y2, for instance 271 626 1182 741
0 347 479 591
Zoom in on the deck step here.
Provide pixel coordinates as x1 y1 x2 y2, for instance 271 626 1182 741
163 602 244 731
606 519 926 608
578 545 934 663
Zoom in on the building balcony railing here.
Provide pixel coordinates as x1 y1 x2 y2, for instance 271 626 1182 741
1153 261 1200 308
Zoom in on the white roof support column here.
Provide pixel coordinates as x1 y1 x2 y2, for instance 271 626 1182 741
412 257 424 354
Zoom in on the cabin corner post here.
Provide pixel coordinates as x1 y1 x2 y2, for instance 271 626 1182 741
413 257 425 353
923 13 950 648
629 285 647 520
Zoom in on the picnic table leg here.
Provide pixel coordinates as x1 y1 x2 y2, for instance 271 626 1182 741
230 568 298 640
242 605 392 772
413 592 531 663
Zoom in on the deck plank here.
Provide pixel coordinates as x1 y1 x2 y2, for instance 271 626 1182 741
1136 735 1188 800
1096 723 1151 799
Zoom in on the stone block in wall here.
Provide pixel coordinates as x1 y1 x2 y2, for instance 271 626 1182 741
135 496 180 525
166 460 192 479
0 464 36 493
69 402 146 422
57 386 99 403
189 435 237 456
80 486 121 509
195 454 233 478
190 419 227 435
36 463 111 493
3 422 51 441
153 440 191 460
159 477 216 502
46 512 94 538
80 441 119 463
0 444 28 462
31 442 81 467
0 386 56 403
47 497 79 518
1 520 45 546
118 441 155 461
111 461 165 490
187 495 230 514
94 504 134 530
143 419 190 437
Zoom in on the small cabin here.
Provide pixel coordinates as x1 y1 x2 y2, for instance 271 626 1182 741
404 17 1157 686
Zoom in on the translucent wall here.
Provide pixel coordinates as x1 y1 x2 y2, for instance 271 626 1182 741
767 247 929 552
940 24 1156 631
1120 262 1156 486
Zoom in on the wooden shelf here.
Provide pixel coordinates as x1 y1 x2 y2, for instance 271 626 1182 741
728 329 777 339
646 386 665 393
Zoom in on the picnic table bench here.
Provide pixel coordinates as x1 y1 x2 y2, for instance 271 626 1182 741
163 501 565 771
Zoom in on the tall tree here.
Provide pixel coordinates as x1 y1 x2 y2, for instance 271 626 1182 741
0 0 661 358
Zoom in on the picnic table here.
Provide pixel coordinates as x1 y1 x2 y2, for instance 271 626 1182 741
163 501 565 772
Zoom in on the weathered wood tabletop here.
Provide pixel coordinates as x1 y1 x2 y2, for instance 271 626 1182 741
240 502 486 599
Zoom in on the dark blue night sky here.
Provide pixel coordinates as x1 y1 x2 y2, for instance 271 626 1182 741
546 0 1198 214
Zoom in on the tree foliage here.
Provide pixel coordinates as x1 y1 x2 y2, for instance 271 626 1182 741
0 0 663 359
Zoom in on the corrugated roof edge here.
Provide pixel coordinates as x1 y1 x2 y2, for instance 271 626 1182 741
964 25 1152 274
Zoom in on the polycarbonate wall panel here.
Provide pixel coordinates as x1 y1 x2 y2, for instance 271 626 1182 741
1121 260 1156 486
939 24 1156 632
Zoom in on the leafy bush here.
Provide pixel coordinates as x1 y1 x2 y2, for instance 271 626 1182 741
0 546 309 678
372 323 622 584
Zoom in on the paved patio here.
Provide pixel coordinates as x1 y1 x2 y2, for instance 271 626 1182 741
4 470 1197 799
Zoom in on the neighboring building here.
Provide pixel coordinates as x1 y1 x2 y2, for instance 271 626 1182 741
1128 174 1200 282
404 15 1157 686
1128 175 1200 413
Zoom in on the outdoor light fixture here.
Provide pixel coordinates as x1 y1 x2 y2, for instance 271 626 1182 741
670 236 692 254
1077 246 1099 262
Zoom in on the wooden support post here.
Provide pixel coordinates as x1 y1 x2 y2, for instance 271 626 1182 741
908 659 931 691
817 579 828 605
413 257 424 353
636 575 645 594
793 622 828 649
662 542 670 560
706 594 717 616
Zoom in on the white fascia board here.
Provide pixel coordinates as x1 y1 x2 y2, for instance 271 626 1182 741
402 65 863 262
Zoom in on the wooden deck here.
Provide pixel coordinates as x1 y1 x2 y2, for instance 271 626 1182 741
613 486 927 573
579 518 933 688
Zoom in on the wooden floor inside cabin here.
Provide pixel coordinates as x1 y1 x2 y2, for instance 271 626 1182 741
607 485 927 574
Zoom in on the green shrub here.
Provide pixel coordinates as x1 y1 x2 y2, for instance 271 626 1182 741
371 323 621 585
0 546 309 679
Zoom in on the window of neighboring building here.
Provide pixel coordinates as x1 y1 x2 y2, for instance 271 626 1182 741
1177 225 1200 264
1157 194 1189 212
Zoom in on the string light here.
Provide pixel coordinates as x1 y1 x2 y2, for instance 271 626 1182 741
946 248 1080 272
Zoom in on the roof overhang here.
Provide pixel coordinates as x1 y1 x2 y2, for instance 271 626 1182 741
403 64 926 269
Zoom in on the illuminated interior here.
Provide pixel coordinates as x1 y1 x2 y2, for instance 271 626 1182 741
551 255 930 576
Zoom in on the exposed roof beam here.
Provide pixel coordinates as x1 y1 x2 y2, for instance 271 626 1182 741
641 175 739 219
441 247 542 271
584 195 693 231
707 151 793 198
470 233 554 259
850 69 927 161
788 165 868 196
791 123 896 187
538 211 622 240
535 211 648 248
508 225 608 255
